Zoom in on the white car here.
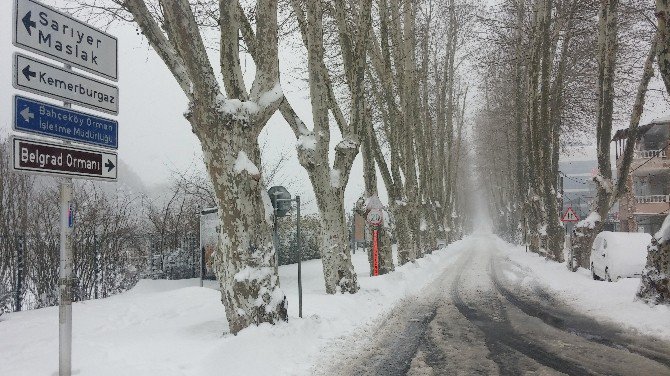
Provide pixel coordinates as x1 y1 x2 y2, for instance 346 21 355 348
590 231 651 282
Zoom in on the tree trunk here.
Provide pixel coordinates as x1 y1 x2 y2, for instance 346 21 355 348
119 0 288 335
392 202 415 265
572 0 619 268
195 116 287 335
656 0 670 94
317 195 359 293
637 232 670 304
538 0 564 261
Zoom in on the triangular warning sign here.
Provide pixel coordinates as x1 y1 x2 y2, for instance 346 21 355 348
561 207 580 223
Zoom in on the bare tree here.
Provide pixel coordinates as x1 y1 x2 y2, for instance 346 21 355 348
272 0 373 293
80 0 289 334
636 0 670 304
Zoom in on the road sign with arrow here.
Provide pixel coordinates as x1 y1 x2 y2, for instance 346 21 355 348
11 136 118 181
13 95 118 149
13 53 119 115
13 0 118 81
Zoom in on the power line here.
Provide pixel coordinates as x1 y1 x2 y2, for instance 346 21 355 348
559 171 590 185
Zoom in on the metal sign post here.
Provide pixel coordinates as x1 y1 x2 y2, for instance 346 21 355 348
10 2 120 374
59 62 75 376
59 177 73 376
269 186 303 318
295 196 302 319
366 196 384 277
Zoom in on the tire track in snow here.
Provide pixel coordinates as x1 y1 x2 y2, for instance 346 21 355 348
490 256 670 369
451 249 596 376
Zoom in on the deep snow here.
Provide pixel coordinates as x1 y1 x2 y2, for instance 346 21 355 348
0 241 470 376
496 236 670 341
2 235 669 375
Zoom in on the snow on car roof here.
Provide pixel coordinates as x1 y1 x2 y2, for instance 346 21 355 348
596 231 652 253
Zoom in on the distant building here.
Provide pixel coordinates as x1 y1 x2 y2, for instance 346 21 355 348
613 118 670 235
559 159 596 220
558 159 619 231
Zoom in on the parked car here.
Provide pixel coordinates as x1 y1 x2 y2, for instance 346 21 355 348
590 231 651 282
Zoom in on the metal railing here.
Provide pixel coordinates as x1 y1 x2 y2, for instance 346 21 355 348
634 149 667 159
636 195 670 204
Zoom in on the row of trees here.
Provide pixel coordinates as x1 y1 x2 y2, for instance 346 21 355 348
473 0 670 305
66 0 475 334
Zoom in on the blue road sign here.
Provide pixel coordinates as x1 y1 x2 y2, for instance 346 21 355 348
13 95 118 149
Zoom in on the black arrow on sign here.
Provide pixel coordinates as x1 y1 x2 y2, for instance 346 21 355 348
105 159 115 172
22 65 36 81
22 12 36 36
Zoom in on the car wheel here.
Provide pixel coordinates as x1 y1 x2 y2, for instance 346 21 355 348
605 268 612 282
591 263 599 280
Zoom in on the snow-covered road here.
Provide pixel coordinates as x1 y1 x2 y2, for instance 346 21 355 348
2 234 669 375
319 234 670 376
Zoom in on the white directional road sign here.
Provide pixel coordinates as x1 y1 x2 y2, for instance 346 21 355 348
13 53 119 115
13 0 118 81
12 136 118 181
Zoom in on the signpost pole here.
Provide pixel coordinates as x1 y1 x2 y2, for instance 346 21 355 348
59 63 74 376
296 196 302 319
273 205 280 267
59 178 73 376
10 7 119 373
372 228 379 276
199 209 204 288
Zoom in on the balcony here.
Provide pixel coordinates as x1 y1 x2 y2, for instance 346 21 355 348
636 195 670 204
629 149 670 173
633 195 670 215
634 149 667 159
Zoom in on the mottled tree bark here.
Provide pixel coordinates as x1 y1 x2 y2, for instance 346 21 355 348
638 234 670 304
121 0 287 334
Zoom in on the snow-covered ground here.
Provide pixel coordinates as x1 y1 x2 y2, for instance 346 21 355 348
3 235 668 376
495 236 670 341
0 241 470 376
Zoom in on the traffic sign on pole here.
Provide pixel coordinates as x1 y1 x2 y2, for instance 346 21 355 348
13 95 118 149
13 53 119 115
11 136 118 181
366 209 383 226
561 207 580 223
13 0 118 81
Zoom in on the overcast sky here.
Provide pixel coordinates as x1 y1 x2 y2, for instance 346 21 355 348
2 1 669 215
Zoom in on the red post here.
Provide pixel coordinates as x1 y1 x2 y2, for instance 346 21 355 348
372 229 379 276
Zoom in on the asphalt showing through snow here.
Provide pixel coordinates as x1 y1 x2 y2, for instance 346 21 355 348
322 235 670 376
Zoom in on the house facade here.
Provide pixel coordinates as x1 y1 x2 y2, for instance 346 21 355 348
613 119 670 235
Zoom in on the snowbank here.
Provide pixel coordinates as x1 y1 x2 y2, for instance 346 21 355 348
495 237 670 341
0 240 470 376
